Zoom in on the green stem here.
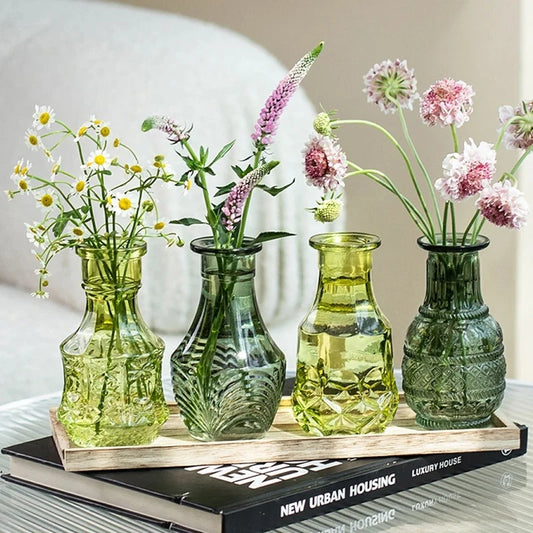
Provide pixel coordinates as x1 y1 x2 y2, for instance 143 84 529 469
450 202 457 245
396 105 442 233
235 151 263 248
450 124 459 153
346 164 432 239
332 118 437 242
462 210 480 245
442 202 449 245
182 139 219 247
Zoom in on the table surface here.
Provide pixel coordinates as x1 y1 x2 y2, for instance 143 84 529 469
0 380 531 533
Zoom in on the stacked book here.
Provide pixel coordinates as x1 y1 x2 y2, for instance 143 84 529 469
1 381 528 533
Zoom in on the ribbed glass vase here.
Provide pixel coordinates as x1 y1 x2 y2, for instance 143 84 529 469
171 238 286 441
292 232 399 435
402 235 506 429
57 242 169 447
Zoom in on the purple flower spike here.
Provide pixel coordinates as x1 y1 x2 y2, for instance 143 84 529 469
141 115 190 144
222 161 279 231
252 42 323 147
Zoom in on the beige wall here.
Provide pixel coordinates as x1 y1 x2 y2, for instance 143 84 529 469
103 0 528 378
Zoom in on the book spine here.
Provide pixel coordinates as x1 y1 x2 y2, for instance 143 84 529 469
224 425 527 533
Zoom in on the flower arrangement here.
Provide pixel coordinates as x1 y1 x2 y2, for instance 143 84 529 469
141 42 323 248
6 107 182 297
303 58 530 244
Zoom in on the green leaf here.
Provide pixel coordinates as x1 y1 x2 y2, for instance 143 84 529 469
170 217 206 226
210 140 236 165
52 215 69 237
257 179 295 197
231 164 254 179
214 182 236 197
251 231 295 244
194 174 206 190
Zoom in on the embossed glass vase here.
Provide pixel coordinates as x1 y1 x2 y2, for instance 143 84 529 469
57 242 169 447
292 232 399 435
171 238 286 441
402 235 506 429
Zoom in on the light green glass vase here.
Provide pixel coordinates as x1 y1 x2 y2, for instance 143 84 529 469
171 238 286 442
292 232 399 436
57 242 169 447
402 235 505 429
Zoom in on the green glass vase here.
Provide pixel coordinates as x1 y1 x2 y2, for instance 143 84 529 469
171 238 286 441
292 232 399 436
402 235 506 429
57 242 169 447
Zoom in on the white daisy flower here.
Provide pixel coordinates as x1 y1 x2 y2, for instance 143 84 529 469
26 223 47 247
50 156 62 180
152 218 169 233
31 289 49 299
73 121 91 142
25 128 42 151
83 149 111 171
34 188 57 210
108 192 137 217
32 105 56 130
72 177 87 194
90 116 111 138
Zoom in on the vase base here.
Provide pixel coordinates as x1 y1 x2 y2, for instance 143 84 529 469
415 414 492 430
189 430 267 442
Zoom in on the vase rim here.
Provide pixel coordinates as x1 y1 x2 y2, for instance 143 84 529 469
310 232 381 251
190 237 262 256
417 234 490 252
75 239 147 258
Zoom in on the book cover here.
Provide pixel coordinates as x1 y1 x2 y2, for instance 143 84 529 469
1 425 527 533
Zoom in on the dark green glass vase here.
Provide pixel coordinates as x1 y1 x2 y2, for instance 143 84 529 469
402 235 506 429
292 233 399 436
171 238 286 441
58 243 169 447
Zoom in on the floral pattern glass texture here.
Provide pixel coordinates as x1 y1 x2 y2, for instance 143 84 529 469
402 236 506 429
292 233 399 435
171 238 286 441
57 243 168 447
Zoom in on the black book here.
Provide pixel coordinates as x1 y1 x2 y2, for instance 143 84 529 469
1 425 527 533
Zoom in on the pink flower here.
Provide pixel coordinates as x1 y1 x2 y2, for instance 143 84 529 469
252 42 323 147
141 116 190 144
435 139 496 202
476 181 528 229
222 161 279 231
303 135 347 192
420 78 474 128
498 101 533 150
363 59 418 114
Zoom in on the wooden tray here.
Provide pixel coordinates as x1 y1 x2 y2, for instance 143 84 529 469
50 395 521 472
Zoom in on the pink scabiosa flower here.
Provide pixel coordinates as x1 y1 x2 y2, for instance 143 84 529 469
303 135 347 192
222 161 279 231
141 115 191 144
363 59 418 114
498 101 533 150
476 181 528 229
251 42 323 147
420 78 475 127
435 139 496 202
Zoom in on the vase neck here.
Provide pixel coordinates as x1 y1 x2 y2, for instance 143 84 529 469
78 246 145 314
315 246 377 309
422 248 486 315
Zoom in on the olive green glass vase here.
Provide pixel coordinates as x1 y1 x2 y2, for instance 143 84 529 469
292 232 399 436
171 238 286 442
402 235 506 429
57 242 169 447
